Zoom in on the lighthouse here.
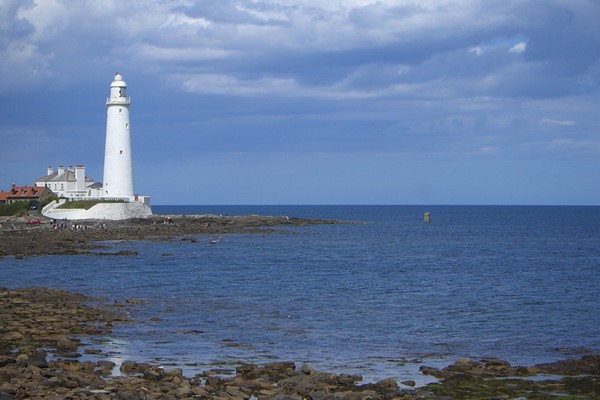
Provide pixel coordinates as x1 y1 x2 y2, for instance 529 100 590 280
41 73 152 220
103 73 134 197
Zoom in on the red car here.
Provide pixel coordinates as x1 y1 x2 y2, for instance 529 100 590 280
26 218 41 225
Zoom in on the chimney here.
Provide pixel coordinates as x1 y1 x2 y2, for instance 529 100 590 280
75 165 85 192
58 165 65 175
47 166 53 176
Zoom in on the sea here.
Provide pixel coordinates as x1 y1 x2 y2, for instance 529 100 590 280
1 205 599 386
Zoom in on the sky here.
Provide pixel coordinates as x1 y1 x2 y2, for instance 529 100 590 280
1 0 599 205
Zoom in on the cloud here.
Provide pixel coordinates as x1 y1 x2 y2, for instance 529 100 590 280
509 42 527 54
469 46 484 56
550 138 600 153
540 118 577 126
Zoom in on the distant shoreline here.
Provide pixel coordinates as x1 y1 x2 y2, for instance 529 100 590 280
0 214 340 259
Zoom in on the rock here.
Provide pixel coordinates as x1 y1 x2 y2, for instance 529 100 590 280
236 363 260 379
60 352 82 358
0 357 15 368
401 380 416 387
143 366 165 381
15 354 28 365
0 392 13 400
481 357 511 368
1 332 23 341
166 368 183 377
125 299 147 305
56 336 79 352
535 355 600 375
445 358 482 373
262 361 297 380
26 350 48 368
120 361 152 375
300 363 317 375
96 360 116 375
374 378 399 393
420 365 449 379
175 382 193 397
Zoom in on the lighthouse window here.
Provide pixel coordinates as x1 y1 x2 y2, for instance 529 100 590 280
119 108 123 114
126 123 129 130
120 150 123 155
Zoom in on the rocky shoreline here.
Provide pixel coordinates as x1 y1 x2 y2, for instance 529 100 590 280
0 214 339 259
1 287 599 399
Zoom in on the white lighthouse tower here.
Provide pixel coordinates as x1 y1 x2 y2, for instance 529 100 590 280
103 73 134 197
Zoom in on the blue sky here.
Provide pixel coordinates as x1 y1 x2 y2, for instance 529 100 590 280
1 0 599 205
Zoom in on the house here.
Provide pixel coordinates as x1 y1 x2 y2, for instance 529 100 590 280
0 184 53 205
35 165 103 198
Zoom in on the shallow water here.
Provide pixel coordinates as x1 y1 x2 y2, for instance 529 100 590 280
2 205 599 384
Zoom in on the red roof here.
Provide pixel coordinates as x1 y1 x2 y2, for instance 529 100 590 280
1 185 48 200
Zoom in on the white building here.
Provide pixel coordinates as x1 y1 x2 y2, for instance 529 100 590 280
36 165 103 198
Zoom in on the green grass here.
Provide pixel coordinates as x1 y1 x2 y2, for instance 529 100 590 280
0 202 29 216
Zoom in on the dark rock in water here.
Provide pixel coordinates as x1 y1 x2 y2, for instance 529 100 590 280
360 378 399 394
445 358 484 374
60 352 82 358
26 350 48 368
300 363 317 375
401 380 416 387
120 361 152 375
125 298 148 305
236 363 260 379
96 360 116 375
419 365 448 379
56 336 79 352
535 354 600 375
262 361 297 380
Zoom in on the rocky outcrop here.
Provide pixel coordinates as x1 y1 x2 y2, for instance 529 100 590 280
2 287 599 399
0 214 341 258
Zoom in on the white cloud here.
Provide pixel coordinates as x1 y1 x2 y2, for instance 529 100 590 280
176 72 384 99
469 46 484 56
15 0 69 40
132 44 235 61
479 146 497 154
540 118 577 126
550 138 600 152
180 74 299 96
509 42 527 53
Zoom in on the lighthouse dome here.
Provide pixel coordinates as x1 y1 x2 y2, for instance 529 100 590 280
111 73 127 87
